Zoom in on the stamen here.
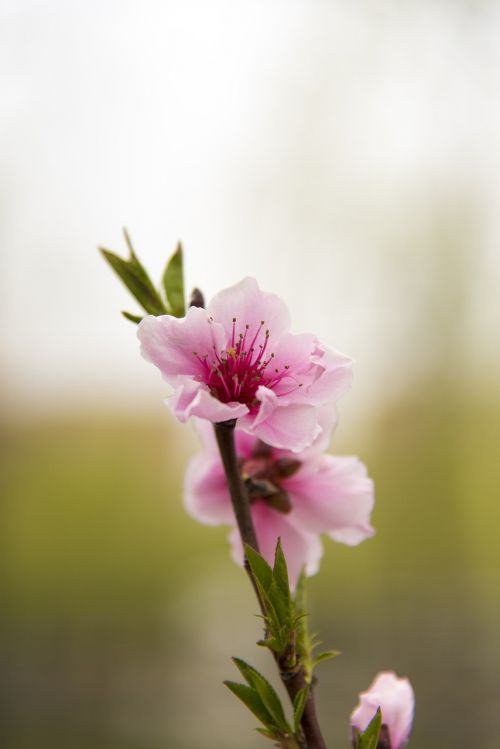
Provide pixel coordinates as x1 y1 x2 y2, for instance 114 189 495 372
216 369 232 399
212 345 223 365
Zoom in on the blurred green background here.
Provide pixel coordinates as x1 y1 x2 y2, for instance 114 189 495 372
2 1 500 747
2 378 499 749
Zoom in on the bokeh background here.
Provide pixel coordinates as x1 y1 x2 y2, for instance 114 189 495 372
1 2 500 748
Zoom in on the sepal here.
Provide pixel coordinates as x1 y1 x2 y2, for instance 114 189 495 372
352 707 382 749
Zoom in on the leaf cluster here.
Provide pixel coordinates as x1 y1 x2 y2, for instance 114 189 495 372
99 229 186 322
244 541 338 681
245 540 297 665
225 658 304 747
225 541 340 746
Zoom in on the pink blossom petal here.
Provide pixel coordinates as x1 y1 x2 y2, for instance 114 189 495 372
229 503 323 589
207 277 291 341
138 307 226 380
285 455 374 544
167 379 249 423
269 332 317 392
303 345 354 405
240 386 320 452
281 405 338 461
184 450 234 526
351 672 415 749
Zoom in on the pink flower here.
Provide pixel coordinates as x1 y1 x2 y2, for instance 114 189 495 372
138 277 352 452
184 417 374 588
351 672 415 749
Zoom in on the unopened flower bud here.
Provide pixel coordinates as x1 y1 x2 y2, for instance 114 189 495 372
351 672 414 749
189 287 205 308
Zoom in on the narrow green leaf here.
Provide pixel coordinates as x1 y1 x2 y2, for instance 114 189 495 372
244 543 273 592
256 585 287 654
356 707 382 749
267 538 292 627
224 681 275 729
232 658 289 731
162 243 185 317
121 311 143 324
100 247 166 316
293 686 309 733
122 228 155 289
294 569 307 617
273 538 290 603
268 579 291 630
293 569 314 681
120 231 168 312
311 650 341 669
122 226 135 255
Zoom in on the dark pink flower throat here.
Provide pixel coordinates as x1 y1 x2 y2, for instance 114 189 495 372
192 318 300 407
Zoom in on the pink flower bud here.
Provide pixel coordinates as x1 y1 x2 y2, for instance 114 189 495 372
351 672 415 749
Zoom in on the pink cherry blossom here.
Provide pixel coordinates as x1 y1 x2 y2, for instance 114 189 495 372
184 417 374 588
138 277 352 452
351 672 415 749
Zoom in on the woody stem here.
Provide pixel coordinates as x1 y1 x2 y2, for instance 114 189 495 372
213 419 328 749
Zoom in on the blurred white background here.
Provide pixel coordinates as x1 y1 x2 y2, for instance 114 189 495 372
2 0 499 422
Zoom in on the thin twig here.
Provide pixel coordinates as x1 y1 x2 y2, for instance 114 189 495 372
214 420 328 749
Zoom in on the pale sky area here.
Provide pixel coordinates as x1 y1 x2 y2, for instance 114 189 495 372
1 0 499 421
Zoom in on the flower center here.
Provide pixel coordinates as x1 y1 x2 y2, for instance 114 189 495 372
193 319 301 408
240 440 301 514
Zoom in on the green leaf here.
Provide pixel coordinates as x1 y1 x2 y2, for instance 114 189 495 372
224 681 275 729
273 538 290 601
232 658 289 732
311 650 341 670
100 247 166 316
162 243 185 317
244 543 273 593
268 579 289 628
293 686 309 733
355 707 382 749
293 570 313 680
294 569 307 618
122 228 158 291
268 538 292 627
121 311 143 324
